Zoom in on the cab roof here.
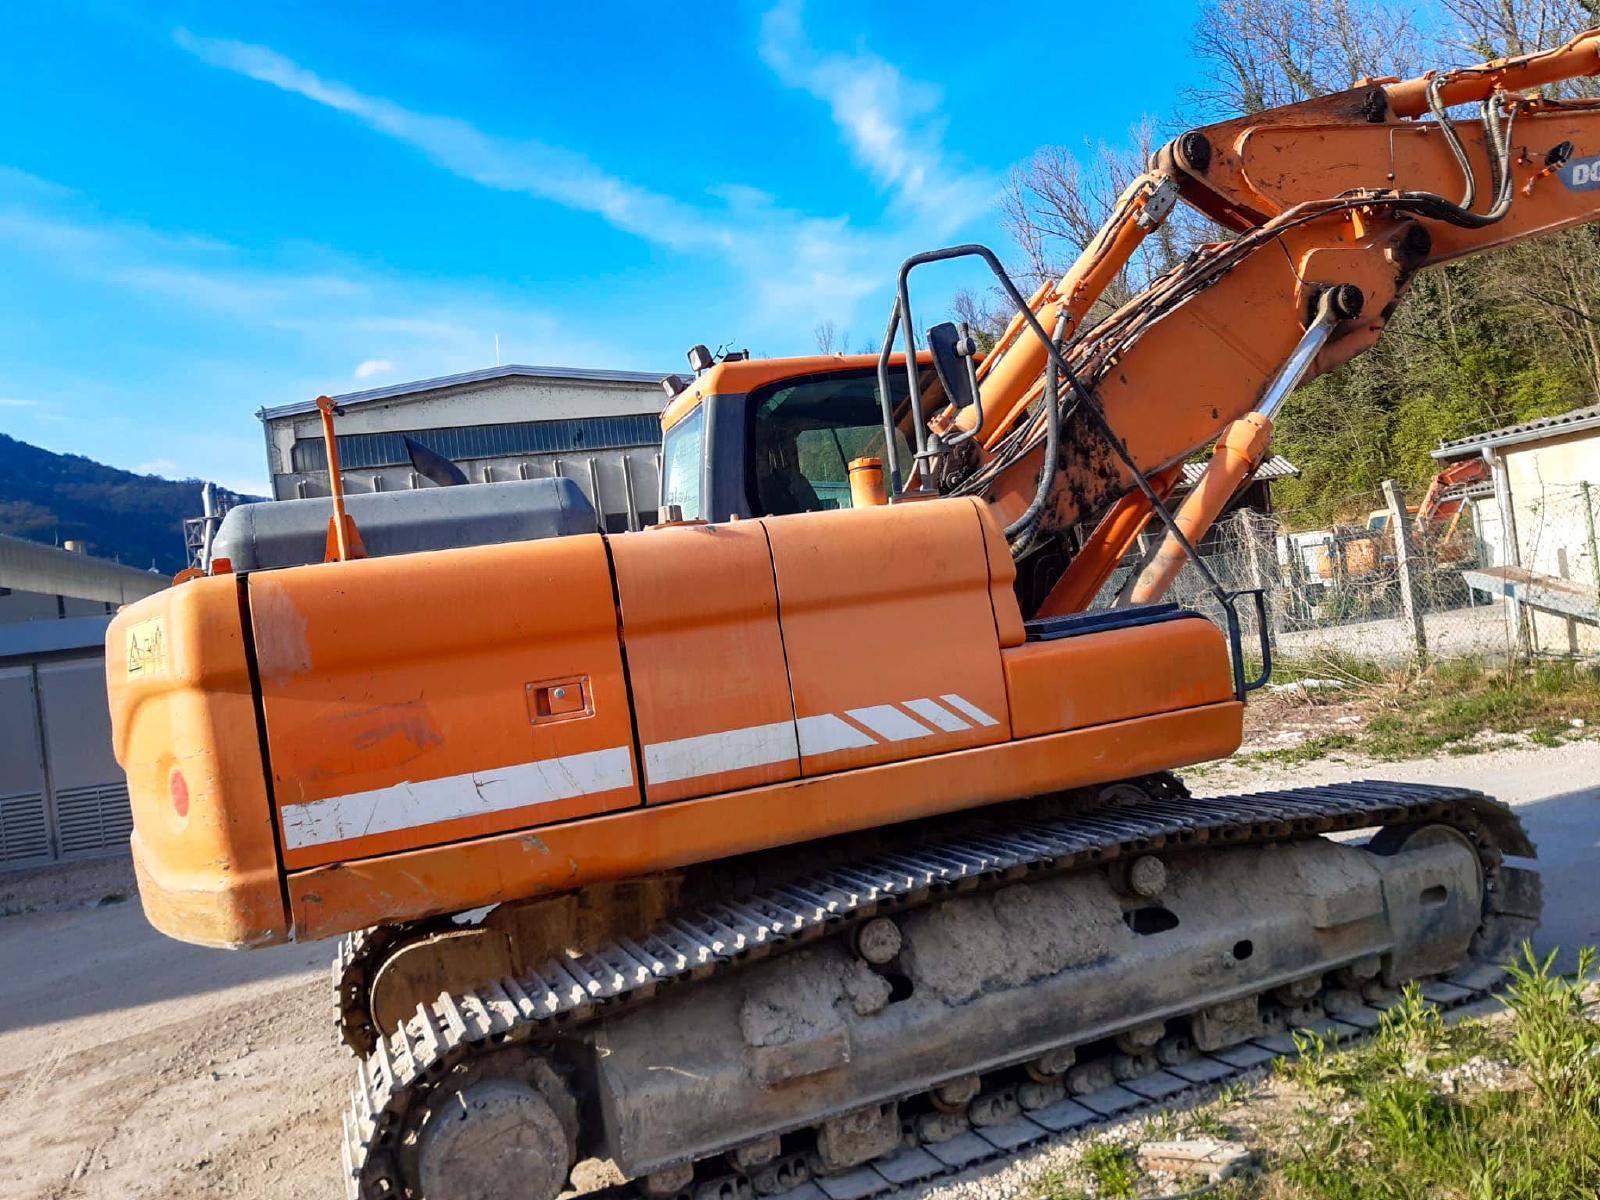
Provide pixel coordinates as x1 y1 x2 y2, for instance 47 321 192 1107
660 352 933 433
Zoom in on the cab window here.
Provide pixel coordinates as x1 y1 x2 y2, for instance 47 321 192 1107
660 406 705 520
747 369 923 517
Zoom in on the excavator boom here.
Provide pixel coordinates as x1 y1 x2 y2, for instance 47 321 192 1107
899 31 1600 617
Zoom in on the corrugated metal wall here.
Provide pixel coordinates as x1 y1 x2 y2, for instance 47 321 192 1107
0 654 130 870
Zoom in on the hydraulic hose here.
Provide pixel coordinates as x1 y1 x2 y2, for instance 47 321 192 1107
1003 310 1070 543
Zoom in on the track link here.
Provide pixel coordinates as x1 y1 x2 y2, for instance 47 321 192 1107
342 780 1538 1200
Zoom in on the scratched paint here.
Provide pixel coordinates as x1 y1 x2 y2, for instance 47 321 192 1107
249 581 314 685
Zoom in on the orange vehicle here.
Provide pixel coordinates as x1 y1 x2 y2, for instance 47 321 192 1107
1314 458 1491 580
106 30 1600 1200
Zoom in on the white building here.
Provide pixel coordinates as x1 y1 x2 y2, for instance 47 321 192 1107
1434 403 1600 655
258 364 687 532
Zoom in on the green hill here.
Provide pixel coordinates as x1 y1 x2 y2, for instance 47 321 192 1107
0 433 263 574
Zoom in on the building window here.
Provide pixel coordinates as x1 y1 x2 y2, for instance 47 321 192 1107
291 413 662 473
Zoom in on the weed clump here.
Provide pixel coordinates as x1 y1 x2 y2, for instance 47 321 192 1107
1271 946 1600 1199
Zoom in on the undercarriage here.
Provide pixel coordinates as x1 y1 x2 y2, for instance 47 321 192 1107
337 776 1538 1200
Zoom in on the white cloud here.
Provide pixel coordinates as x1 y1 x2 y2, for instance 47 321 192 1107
0 199 623 376
136 458 180 477
758 0 997 233
0 396 40 408
171 23 994 331
174 28 743 255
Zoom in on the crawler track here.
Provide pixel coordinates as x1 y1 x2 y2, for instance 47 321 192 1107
341 781 1539 1200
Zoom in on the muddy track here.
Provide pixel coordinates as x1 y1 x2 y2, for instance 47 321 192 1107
342 780 1539 1200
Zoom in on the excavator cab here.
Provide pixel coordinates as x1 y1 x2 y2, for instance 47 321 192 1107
659 355 934 522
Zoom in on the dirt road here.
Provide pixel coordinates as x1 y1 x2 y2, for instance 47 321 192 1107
1 741 1593 1200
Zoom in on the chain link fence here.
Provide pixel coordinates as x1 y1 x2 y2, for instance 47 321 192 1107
1109 479 1600 669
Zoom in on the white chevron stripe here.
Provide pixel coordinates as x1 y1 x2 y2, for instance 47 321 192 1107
847 704 936 742
287 693 1005 850
903 697 971 733
941 693 1000 727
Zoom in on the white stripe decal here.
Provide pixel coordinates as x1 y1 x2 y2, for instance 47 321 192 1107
903 697 972 733
281 745 635 851
644 720 799 785
847 704 935 742
796 713 876 757
940 693 1000 728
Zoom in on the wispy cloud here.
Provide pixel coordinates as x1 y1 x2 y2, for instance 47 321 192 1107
758 0 996 233
172 20 993 330
0 185 642 489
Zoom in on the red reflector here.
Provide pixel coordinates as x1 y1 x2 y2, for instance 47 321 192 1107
170 769 190 818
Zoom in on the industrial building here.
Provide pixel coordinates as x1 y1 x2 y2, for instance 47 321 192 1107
1435 403 1600 655
257 364 687 532
0 534 165 870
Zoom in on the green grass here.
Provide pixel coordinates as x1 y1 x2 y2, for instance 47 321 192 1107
1081 1139 1141 1199
1030 1139 1145 1200
1260 945 1600 1200
1241 656 1600 766
1248 733 1360 765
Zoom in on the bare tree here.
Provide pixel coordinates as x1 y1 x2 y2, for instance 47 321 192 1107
1436 0 1600 96
1187 0 1421 117
1000 120 1218 321
813 319 844 355
948 288 1013 351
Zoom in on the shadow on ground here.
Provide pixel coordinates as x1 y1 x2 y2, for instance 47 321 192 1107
0 898 327 1036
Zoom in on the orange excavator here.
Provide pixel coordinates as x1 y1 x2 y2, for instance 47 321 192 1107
1312 456 1491 582
108 30 1600 1200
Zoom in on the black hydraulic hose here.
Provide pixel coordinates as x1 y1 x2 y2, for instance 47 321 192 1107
1002 310 1069 541
1427 75 1478 210
1403 91 1519 228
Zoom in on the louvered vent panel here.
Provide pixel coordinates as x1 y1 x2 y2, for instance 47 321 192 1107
54 783 134 856
0 791 51 864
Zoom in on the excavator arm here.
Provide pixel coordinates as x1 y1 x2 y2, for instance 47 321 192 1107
901 30 1600 619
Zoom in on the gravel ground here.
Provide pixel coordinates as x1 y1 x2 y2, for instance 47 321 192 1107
0 739 1592 1200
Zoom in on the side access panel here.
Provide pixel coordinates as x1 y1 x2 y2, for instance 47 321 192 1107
610 522 799 804
763 498 1012 775
251 536 639 870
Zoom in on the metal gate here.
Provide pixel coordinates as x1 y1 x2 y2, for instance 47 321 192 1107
0 653 132 871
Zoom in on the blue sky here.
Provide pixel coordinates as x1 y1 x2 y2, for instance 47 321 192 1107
0 1 1207 493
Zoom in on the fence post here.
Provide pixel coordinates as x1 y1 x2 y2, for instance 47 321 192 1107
1242 510 1278 656
1486 449 1532 657
1583 480 1600 625
1382 479 1428 664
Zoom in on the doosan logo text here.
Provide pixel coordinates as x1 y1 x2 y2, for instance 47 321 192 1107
1561 154 1600 190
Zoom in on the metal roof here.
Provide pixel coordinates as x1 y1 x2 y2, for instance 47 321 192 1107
0 614 113 662
1432 403 1600 459
1179 454 1301 488
258 364 690 422
0 532 166 605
